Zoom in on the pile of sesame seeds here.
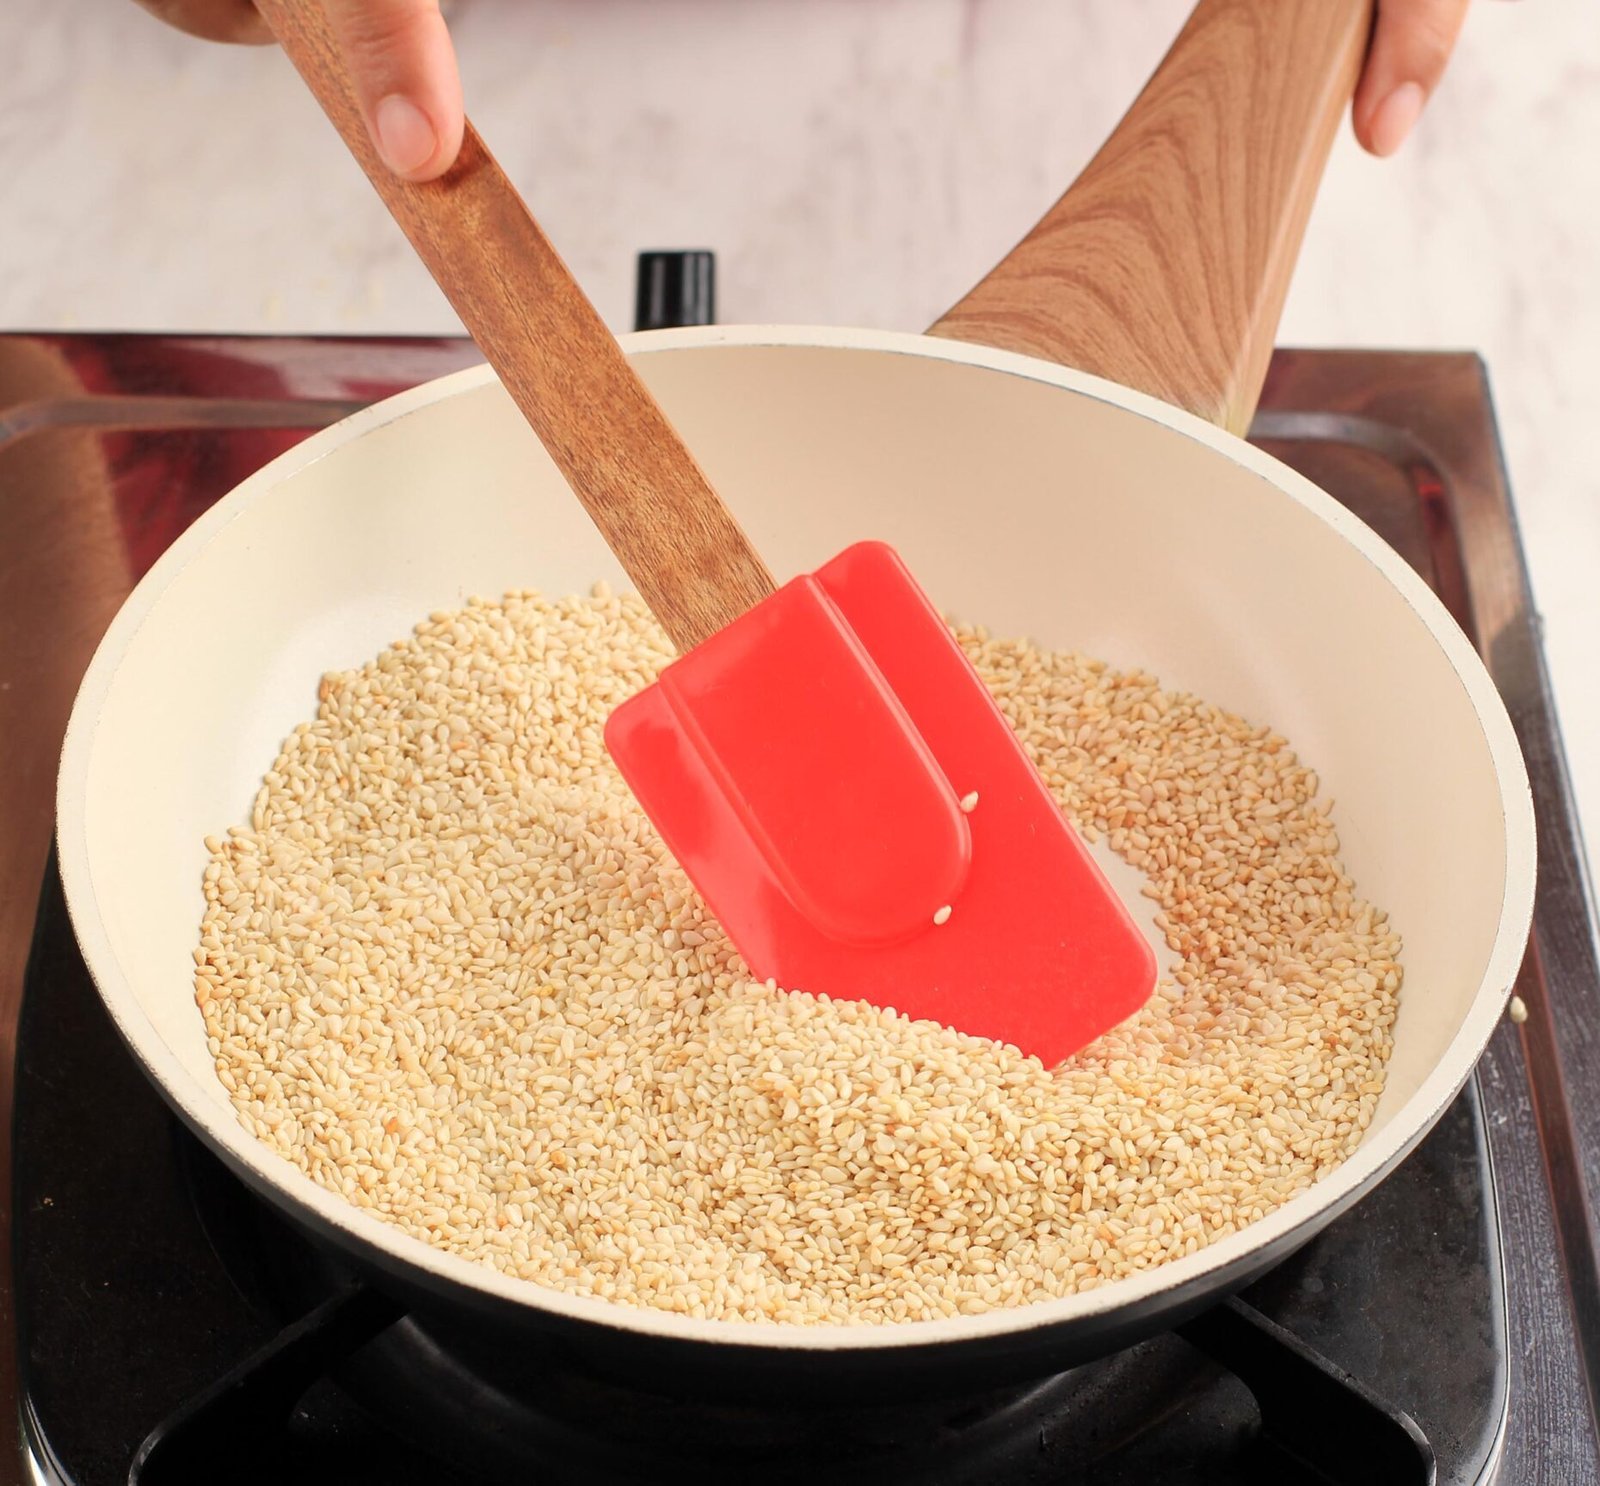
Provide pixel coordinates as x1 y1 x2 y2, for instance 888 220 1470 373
194 588 1400 1325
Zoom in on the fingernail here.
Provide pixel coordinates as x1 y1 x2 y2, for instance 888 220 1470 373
374 94 438 177
1368 81 1426 157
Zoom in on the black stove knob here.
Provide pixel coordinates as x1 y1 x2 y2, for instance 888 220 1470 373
634 250 716 332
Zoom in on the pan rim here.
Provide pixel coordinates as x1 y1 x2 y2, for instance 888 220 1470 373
55 324 1536 1353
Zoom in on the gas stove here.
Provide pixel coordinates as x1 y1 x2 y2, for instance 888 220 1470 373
2 298 1597 1483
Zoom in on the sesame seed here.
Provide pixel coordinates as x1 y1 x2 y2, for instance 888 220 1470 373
194 589 1401 1326
1508 995 1528 1024
933 905 953 927
959 792 979 814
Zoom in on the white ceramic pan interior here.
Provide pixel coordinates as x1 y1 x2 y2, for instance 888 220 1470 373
57 326 1535 1350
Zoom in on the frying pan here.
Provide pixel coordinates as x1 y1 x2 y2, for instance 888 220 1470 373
55 0 1534 1398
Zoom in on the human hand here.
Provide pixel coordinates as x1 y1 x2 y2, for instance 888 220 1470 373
134 0 1472 174
1352 0 1472 156
133 0 464 181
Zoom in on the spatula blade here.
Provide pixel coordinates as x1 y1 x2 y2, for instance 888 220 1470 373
605 542 1156 1065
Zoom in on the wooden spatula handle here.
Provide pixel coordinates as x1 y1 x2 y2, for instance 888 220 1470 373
930 0 1373 435
254 0 774 652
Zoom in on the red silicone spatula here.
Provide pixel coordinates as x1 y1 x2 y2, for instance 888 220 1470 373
605 541 1156 1060
259 0 1156 1065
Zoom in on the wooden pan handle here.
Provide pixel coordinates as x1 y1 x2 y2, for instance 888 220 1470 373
254 0 774 652
929 0 1373 435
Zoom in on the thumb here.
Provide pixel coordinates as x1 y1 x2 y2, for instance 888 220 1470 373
1352 0 1472 157
322 0 464 181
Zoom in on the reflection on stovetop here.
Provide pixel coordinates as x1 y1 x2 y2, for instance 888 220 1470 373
17 863 1489 1485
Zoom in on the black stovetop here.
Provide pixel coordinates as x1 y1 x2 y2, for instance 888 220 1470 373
5 326 1600 1486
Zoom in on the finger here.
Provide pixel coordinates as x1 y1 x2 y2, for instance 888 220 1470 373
1353 0 1472 156
322 0 465 182
131 0 271 45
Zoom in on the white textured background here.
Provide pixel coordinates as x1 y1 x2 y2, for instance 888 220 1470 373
5 0 1598 871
